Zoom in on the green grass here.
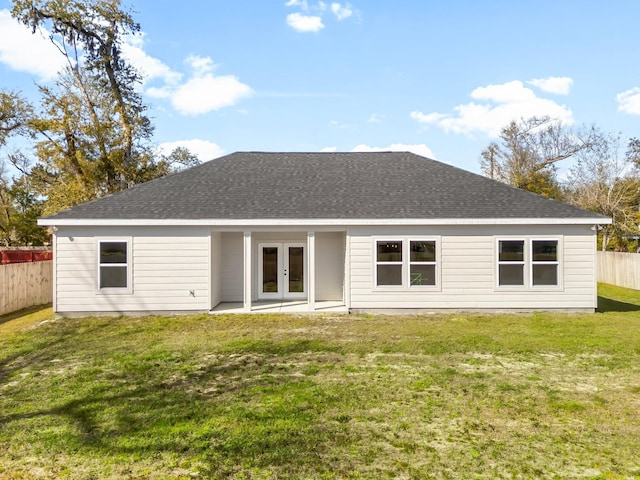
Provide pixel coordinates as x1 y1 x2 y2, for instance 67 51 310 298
1 285 640 479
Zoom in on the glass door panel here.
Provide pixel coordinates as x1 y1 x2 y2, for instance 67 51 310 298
262 247 279 293
287 246 304 293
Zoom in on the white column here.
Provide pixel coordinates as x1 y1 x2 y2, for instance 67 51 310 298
343 230 350 310
308 231 316 311
243 231 252 312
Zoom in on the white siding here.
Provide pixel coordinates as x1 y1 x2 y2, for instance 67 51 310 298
53 222 595 313
221 232 243 302
349 225 597 310
316 232 345 301
211 232 221 308
55 226 210 313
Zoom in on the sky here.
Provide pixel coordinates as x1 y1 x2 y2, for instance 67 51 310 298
1 0 640 175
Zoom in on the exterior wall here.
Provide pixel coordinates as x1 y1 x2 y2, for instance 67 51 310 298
348 224 597 310
52 223 596 313
211 232 222 308
316 232 345 301
55 226 210 313
220 232 243 302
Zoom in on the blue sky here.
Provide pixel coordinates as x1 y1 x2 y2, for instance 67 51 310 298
2 0 640 174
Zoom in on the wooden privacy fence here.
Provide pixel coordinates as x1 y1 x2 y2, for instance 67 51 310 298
597 251 640 290
0 260 53 316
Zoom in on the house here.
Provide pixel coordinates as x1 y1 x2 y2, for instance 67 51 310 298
38 151 611 314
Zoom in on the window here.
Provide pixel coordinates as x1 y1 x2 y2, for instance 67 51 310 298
498 240 525 286
376 240 403 286
375 238 439 288
99 241 128 289
496 238 560 288
532 240 558 286
410 240 436 286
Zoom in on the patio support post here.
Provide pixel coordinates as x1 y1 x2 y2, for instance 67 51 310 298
308 231 316 311
243 231 252 312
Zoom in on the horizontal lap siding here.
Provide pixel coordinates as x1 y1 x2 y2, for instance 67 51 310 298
55 226 210 312
316 232 345 301
221 232 243 302
349 225 596 309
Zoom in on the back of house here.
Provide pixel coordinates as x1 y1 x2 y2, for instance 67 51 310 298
38 151 611 314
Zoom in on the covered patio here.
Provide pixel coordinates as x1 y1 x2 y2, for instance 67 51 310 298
211 229 348 312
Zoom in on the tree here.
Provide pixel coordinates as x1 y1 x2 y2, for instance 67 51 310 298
10 0 162 214
564 132 640 250
0 164 13 245
1 90 34 244
0 90 33 147
8 176 49 245
480 116 596 199
159 147 202 174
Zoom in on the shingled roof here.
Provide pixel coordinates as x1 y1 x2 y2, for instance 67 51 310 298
41 151 608 222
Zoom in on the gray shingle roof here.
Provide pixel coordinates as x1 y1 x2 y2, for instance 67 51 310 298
42 151 608 221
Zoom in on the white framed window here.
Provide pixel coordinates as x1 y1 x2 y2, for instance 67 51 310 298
374 238 439 289
498 239 525 286
496 237 561 289
409 240 436 286
97 239 132 293
531 239 559 286
376 240 403 286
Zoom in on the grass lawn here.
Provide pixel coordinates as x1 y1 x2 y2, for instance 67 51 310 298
1 285 640 479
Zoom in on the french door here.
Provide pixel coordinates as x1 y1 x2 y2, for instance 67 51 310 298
258 243 306 299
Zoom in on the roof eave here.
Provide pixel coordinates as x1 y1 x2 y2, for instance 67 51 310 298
38 217 613 227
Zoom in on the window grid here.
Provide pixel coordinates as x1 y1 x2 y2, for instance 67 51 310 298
98 240 129 290
375 239 438 288
531 239 559 287
496 238 560 289
375 240 403 287
409 240 436 287
497 239 525 287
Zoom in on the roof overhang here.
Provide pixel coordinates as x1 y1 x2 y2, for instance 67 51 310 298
38 217 613 227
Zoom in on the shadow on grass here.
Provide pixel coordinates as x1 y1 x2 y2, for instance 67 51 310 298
0 303 52 326
0 338 347 478
597 296 640 313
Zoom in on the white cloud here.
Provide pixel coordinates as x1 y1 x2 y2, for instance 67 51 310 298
285 1 355 31
320 146 337 152
171 75 253 115
156 139 224 161
368 113 384 123
0 11 252 117
351 143 435 159
409 111 446 123
527 76 574 95
471 80 536 103
0 9 66 81
121 34 181 86
331 3 353 20
616 87 640 115
286 12 324 32
285 0 308 8
147 54 253 116
410 80 573 137
186 55 215 76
